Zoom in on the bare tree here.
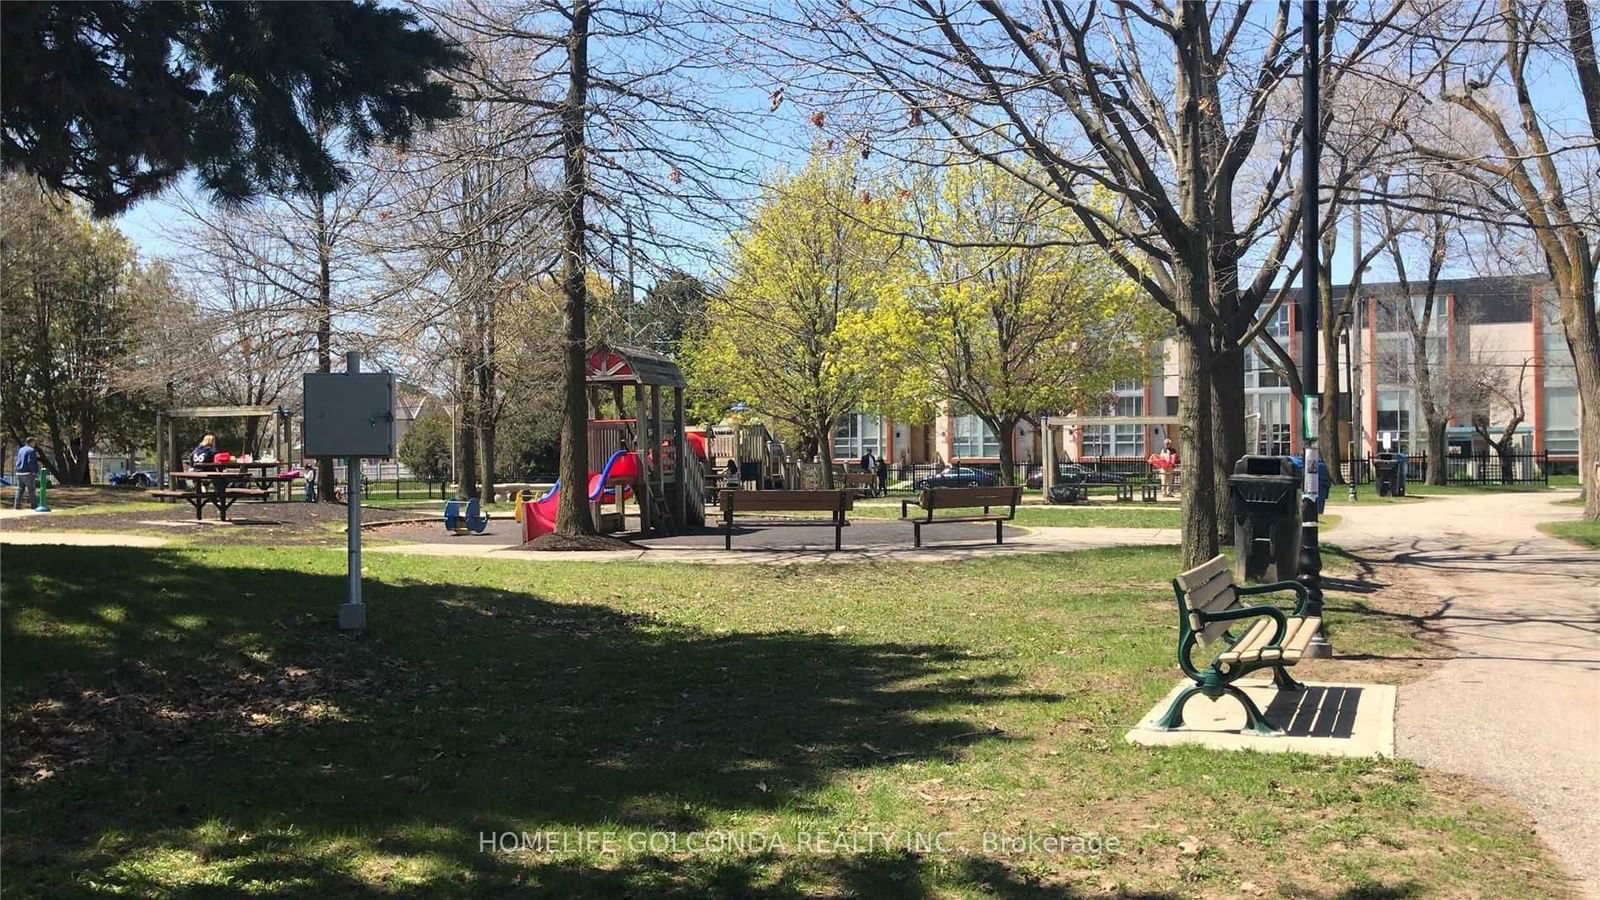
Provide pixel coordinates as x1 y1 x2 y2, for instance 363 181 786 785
1377 198 1461 484
1403 0 1600 516
1467 352 1532 484
418 0 757 535
153 171 385 498
731 0 1409 564
364 31 558 505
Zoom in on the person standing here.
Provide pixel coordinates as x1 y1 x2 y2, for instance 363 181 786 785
13 437 40 509
1156 439 1180 497
859 449 877 496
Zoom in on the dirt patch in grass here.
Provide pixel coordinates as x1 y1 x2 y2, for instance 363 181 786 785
0 499 412 545
517 532 639 552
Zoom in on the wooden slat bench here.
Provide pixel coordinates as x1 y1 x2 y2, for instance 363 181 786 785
899 485 1021 548
721 489 852 550
148 490 205 517
843 470 878 498
149 487 271 520
1156 554 1320 735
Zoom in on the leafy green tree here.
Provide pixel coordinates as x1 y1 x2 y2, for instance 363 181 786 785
636 271 709 356
397 408 452 483
687 150 911 487
871 163 1162 482
0 177 169 482
1 1 462 215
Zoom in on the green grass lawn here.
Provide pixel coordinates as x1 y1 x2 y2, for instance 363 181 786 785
2 545 1564 898
1538 518 1600 549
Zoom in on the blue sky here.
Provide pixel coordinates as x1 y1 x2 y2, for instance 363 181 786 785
114 10 1591 295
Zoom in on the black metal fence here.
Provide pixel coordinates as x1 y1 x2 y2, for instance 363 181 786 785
847 449 1550 496
1337 451 1549 487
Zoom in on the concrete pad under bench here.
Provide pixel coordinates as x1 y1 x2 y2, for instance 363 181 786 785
1126 679 1395 758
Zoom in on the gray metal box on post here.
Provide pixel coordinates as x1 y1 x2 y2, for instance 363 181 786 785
303 355 394 631
303 370 396 459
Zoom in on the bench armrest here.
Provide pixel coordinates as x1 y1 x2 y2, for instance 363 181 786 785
1236 579 1311 616
1198 604 1288 646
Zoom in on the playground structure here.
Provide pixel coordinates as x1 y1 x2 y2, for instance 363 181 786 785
705 423 800 490
521 345 708 541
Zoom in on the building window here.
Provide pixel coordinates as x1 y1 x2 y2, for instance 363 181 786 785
1250 393 1292 456
952 414 1000 458
1544 385 1579 454
1081 425 1111 457
1376 389 1413 453
1113 424 1144 456
833 413 881 460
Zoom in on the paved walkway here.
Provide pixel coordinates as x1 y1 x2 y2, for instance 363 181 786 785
1334 492 1599 898
0 530 170 547
367 525 1180 565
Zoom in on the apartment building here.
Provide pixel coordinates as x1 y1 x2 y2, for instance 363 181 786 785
1063 275 1581 467
832 275 1582 471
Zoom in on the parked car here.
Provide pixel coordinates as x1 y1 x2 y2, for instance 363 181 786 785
913 466 1001 490
109 469 158 487
1025 464 1127 489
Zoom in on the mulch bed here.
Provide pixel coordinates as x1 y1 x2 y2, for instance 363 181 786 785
515 533 640 552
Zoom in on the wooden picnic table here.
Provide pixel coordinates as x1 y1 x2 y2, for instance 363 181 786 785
192 461 297 497
155 470 272 521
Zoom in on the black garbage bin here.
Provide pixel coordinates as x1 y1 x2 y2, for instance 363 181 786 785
1373 452 1403 497
1229 455 1301 583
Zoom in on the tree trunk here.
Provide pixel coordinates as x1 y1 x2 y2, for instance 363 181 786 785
1496 440 1514 484
1555 272 1600 519
477 419 496 505
1319 296 1346 483
1177 268 1220 568
554 1 597 535
314 192 336 502
1209 345 1245 545
993 415 1019 485
476 328 496 504
455 387 479 501
1173 2 1221 568
1426 420 1447 486
815 420 835 488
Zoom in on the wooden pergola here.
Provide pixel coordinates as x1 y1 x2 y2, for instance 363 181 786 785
154 405 293 488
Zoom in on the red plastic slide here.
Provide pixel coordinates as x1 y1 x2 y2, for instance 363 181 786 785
522 449 642 541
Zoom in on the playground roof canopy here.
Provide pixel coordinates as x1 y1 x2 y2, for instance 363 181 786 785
585 344 686 389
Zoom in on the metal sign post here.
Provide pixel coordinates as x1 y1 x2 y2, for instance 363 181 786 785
1298 0 1330 657
303 351 395 632
343 355 365 631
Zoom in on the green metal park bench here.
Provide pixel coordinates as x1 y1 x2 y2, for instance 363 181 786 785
1157 554 1321 735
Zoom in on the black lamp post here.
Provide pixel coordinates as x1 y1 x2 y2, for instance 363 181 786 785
1298 0 1329 656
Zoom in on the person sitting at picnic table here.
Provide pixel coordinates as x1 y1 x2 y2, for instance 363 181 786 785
190 434 219 467
12 436 40 509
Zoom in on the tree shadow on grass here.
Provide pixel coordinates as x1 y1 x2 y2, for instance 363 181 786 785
2 547 1078 897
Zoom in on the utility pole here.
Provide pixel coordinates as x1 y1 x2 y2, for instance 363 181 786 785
1349 199 1363 501
1299 0 1329 656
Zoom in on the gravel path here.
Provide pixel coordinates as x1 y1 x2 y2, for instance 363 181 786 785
1333 491 1600 898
